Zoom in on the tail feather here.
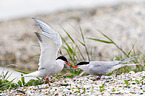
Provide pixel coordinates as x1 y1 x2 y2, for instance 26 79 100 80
16 71 40 83
23 71 40 77
119 56 138 64
107 63 139 74
122 63 139 66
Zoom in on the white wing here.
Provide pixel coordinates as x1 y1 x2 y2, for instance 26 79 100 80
33 18 62 50
35 32 57 69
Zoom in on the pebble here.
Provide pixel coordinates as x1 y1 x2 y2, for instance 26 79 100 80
1 71 144 95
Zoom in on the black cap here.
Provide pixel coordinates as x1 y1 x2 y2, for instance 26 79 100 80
56 56 68 62
77 62 89 65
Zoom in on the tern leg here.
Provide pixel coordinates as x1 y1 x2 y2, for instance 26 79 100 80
46 78 49 84
96 75 102 80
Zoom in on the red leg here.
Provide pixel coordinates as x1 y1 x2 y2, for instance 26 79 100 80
97 75 102 80
46 78 49 84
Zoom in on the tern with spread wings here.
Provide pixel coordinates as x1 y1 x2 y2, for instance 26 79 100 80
24 18 70 83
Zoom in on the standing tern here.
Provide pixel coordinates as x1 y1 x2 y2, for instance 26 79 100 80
72 56 138 79
24 18 70 84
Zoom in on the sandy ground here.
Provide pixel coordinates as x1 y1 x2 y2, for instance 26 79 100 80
0 3 145 72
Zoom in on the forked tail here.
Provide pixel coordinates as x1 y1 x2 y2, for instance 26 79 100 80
108 63 139 74
119 56 138 64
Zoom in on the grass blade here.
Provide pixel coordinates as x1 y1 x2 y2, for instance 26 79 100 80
60 28 85 61
88 38 113 44
77 39 85 46
61 26 75 43
6 72 13 80
79 27 90 61
88 29 128 57
127 44 135 56
62 45 73 60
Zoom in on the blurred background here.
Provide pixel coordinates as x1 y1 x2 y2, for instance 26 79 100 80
0 0 145 73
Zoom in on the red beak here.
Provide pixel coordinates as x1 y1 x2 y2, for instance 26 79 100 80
72 66 78 68
65 62 71 67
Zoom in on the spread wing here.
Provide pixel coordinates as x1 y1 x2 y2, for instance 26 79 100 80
35 32 57 69
33 18 62 50
33 18 62 69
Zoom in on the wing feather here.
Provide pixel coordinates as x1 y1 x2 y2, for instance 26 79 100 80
33 18 62 69
33 18 62 50
35 32 57 69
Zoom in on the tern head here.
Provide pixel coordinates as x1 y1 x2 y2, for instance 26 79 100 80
72 62 89 68
56 56 71 67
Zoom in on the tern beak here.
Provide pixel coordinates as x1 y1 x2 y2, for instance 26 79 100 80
65 62 71 67
72 66 78 68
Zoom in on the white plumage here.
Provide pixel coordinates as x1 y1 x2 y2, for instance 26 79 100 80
24 18 70 83
72 56 138 79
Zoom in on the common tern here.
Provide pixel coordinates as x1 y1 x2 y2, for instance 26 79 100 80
24 18 70 84
72 56 138 79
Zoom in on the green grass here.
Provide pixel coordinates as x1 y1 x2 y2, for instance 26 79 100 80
0 70 18 91
60 27 144 76
0 71 48 91
59 26 93 76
